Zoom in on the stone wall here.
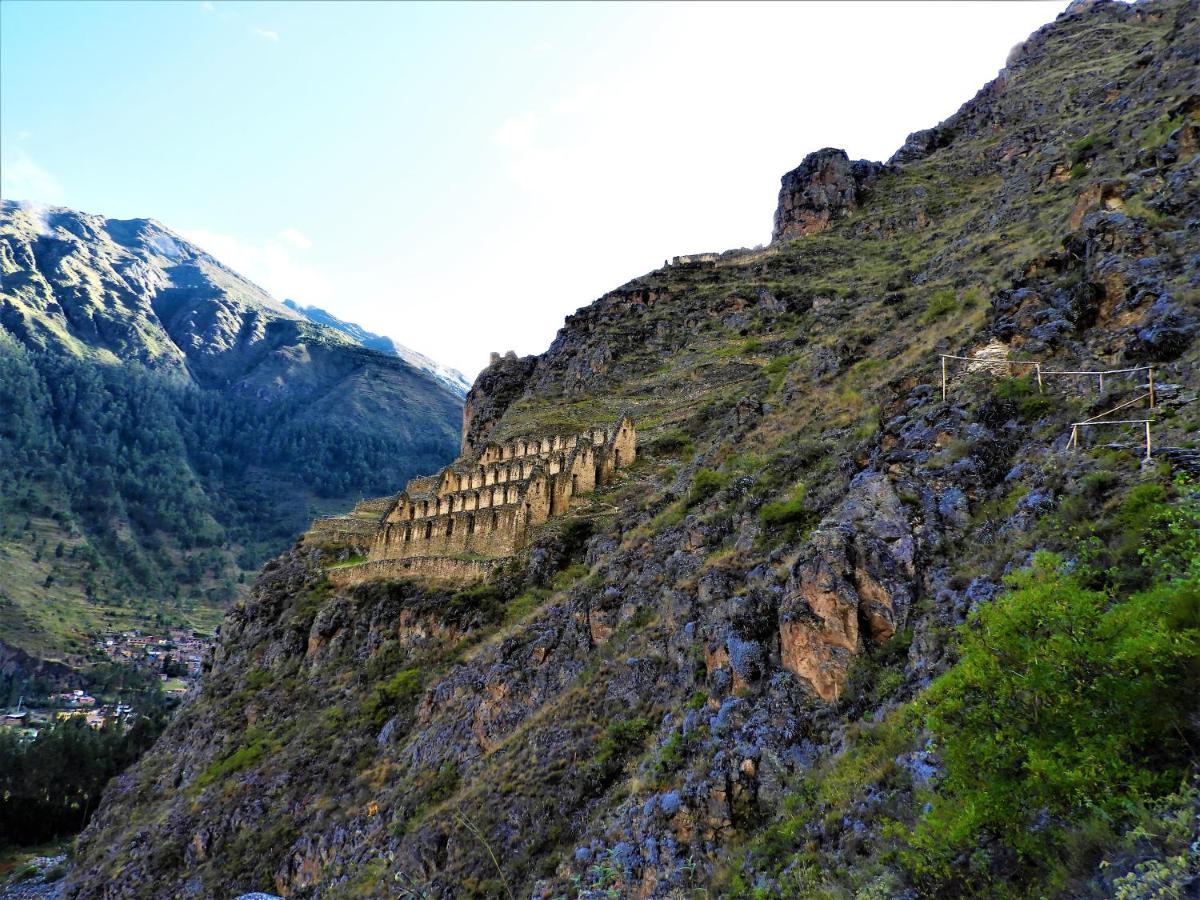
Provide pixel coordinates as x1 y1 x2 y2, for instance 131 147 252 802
310 415 636 583
327 556 502 586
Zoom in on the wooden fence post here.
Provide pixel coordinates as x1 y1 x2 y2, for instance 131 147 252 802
1070 425 1078 450
941 356 947 402
1147 367 1156 408
1145 421 1152 462
1035 362 1043 393
1098 372 1104 393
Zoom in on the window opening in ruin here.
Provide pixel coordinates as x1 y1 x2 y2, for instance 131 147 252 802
467 514 475 535
425 522 432 539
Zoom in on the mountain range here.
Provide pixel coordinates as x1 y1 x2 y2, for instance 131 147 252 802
282 299 471 398
0 202 464 663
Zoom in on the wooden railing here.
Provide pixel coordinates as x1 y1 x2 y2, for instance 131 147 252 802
938 354 1160 463
939 354 1156 406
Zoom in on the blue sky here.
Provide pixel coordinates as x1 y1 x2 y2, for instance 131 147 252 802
2 0 1066 377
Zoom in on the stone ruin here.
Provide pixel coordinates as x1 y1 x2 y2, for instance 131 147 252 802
309 416 636 584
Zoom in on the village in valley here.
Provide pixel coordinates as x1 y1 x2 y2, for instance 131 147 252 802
1 629 213 741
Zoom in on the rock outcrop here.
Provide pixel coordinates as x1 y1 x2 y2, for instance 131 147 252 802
779 473 917 700
460 351 538 454
771 148 883 241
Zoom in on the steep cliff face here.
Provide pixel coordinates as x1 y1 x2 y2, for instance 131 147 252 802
64 1 1200 897
460 351 539 454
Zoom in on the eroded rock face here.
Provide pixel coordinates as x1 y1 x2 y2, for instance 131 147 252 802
779 473 917 700
771 148 883 242
460 351 537 454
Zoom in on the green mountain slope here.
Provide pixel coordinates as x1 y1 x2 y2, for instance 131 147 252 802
61 0 1200 897
0 204 463 661
282 298 471 397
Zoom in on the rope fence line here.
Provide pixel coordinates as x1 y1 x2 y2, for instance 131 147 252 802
938 354 1162 464
1078 392 1151 424
1067 419 1153 461
939 354 1156 407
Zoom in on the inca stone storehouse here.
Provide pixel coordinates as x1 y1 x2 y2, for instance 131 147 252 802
310 416 636 582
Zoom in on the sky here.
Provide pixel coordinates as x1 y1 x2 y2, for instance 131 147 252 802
1 0 1068 379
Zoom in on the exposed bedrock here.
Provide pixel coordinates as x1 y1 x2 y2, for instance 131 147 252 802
771 148 883 242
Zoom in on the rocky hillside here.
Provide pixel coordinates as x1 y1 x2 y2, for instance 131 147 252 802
63 1 1199 897
0 206 463 661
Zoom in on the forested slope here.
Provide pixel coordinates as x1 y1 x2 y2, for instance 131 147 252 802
0 205 463 661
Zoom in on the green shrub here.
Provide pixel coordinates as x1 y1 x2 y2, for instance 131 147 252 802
1068 132 1109 165
687 469 729 508
362 668 422 730
763 354 800 392
990 375 1052 420
590 716 654 781
758 484 819 544
906 550 1200 893
919 288 959 324
196 727 278 789
652 728 694 779
245 669 272 691
648 429 695 459
1080 469 1120 500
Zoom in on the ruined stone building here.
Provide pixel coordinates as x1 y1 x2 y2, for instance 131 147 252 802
311 416 636 583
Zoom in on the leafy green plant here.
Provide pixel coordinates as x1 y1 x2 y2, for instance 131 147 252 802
687 469 729 508
648 429 695 459
362 668 422 730
919 288 959 324
757 484 819 544
991 374 1052 420
906 548 1200 893
195 726 279 789
589 716 654 782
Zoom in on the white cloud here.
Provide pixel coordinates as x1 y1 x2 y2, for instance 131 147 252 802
200 1 214 12
14 201 56 237
180 227 334 306
252 27 280 41
494 112 540 151
16 130 32 141
0 153 65 204
277 227 312 249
